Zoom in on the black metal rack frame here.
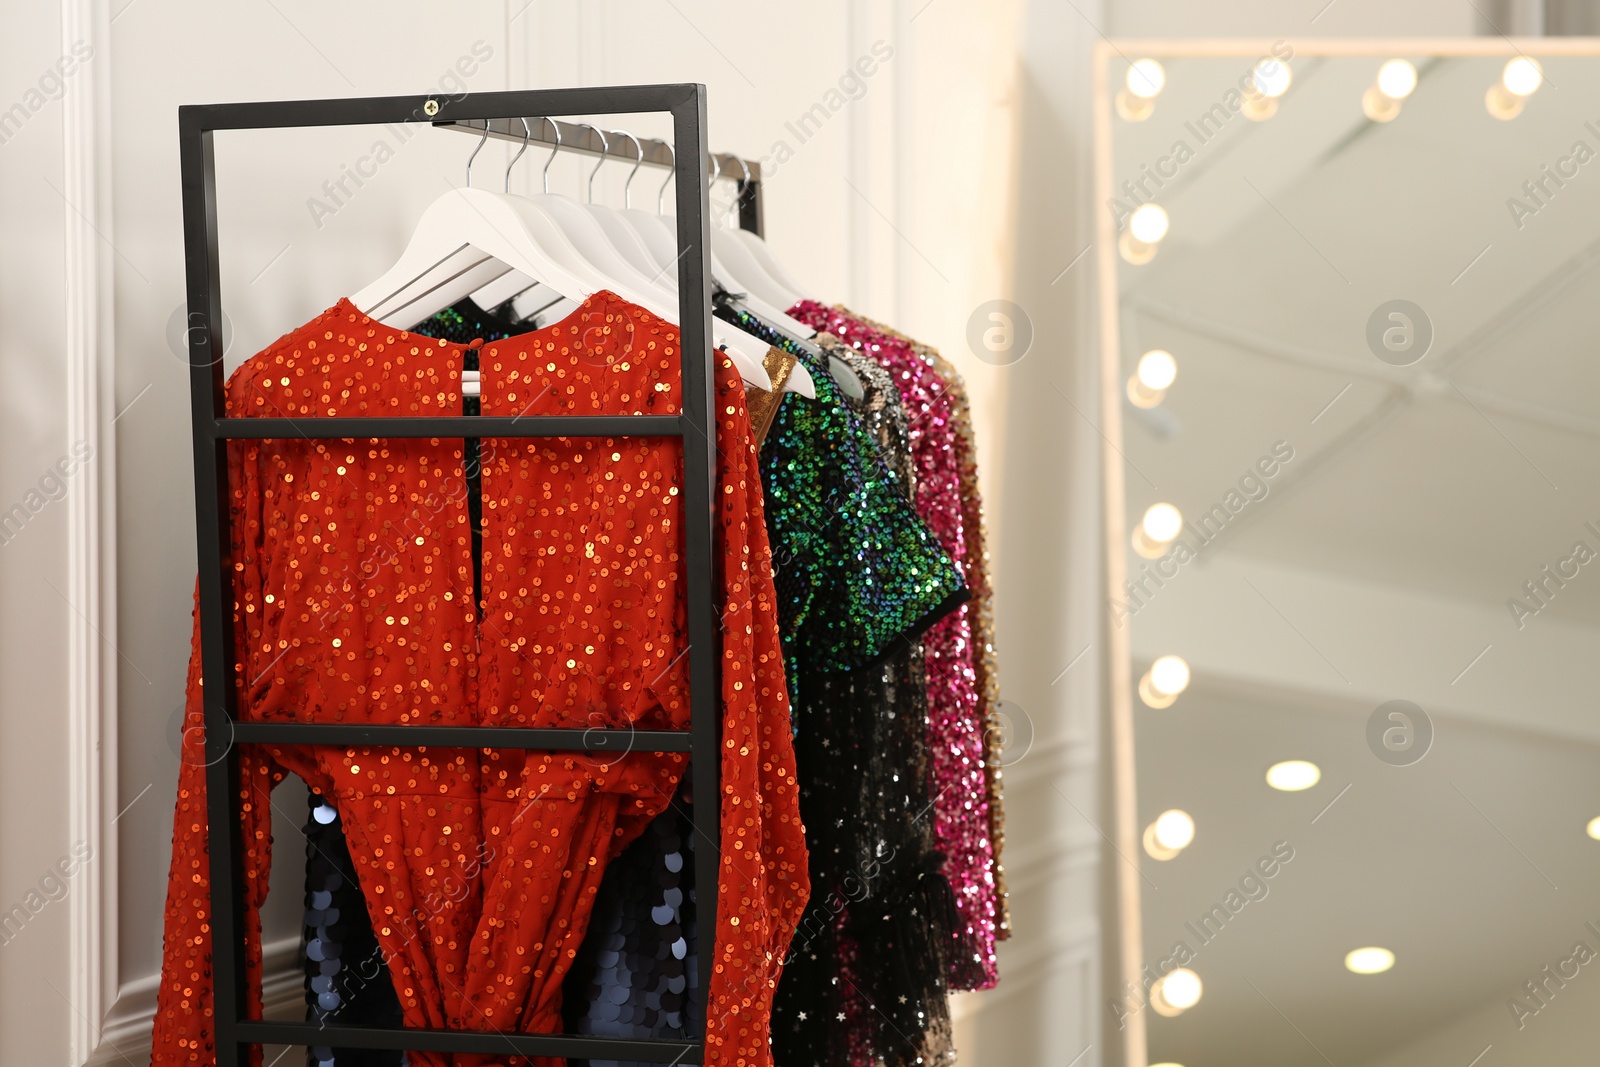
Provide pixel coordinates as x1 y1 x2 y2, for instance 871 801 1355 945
181 83 744 1065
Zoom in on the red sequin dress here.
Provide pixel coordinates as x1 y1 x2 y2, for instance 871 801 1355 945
153 293 809 1066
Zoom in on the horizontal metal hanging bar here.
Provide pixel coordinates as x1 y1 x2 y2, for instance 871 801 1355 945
235 1020 701 1061
440 115 760 182
178 85 702 134
230 722 691 752
212 415 683 439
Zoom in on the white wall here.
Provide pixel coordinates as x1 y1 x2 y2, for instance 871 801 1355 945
0 2 78 1060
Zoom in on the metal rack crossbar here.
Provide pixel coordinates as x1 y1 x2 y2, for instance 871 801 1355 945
180 83 733 1065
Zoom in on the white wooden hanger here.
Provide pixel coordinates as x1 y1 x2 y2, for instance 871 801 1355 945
519 125 801 394
350 128 593 404
733 227 813 300
356 120 793 396
599 135 815 369
586 130 674 279
482 122 813 398
622 148 861 401
610 147 850 397
713 229 796 309
710 157 802 309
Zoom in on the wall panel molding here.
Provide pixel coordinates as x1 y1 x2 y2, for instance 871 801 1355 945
93 938 304 1066
62 0 118 1060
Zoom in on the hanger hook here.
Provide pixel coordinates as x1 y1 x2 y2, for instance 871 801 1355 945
656 139 675 214
504 117 531 193
577 123 609 203
466 121 490 188
710 155 729 226
611 129 644 210
542 117 562 195
732 156 753 227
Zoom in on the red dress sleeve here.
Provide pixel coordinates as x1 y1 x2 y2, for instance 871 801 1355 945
701 352 810 1066
153 414 286 1067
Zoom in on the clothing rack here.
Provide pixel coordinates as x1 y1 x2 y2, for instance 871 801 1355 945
181 84 742 1065
438 115 765 236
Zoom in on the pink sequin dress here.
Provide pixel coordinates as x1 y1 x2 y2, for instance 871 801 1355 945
789 301 999 990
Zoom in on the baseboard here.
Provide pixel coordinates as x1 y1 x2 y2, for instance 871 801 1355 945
90 935 305 1065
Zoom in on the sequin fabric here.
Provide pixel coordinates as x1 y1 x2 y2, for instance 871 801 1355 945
717 305 969 1065
561 785 702 1064
154 292 809 1067
836 310 1008 941
717 305 968 678
300 793 404 1067
293 299 523 1063
789 301 998 990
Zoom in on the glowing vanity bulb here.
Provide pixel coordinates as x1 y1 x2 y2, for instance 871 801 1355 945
1127 59 1166 98
1149 654 1190 697
1153 809 1195 850
1138 654 1189 709
1503 56 1543 96
1133 502 1182 557
1151 968 1203 1015
1137 349 1177 390
1586 815 1600 840
1253 59 1293 98
1377 59 1418 99
1141 503 1183 544
1143 809 1195 861
1345 947 1395 975
1129 203 1169 244
1266 760 1321 792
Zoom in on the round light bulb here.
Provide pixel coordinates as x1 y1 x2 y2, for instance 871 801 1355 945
1362 86 1402 123
1149 654 1190 697
1485 83 1525 120
1586 815 1600 840
1129 203 1169 244
1127 374 1166 409
1376 59 1417 100
1138 670 1178 709
1137 349 1177 390
1266 760 1321 792
1253 59 1293 98
1141 503 1183 544
1503 57 1542 97
1153 809 1195 851
1157 967 1203 1009
1345 947 1395 975
1127 59 1166 99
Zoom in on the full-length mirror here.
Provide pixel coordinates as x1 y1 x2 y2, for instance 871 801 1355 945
1099 41 1600 1067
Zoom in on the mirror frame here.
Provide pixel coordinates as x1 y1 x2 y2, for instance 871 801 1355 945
1090 36 1600 1067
